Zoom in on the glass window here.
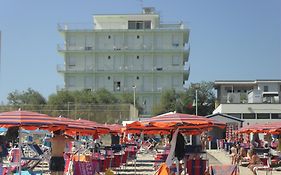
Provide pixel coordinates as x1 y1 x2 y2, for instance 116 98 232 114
271 113 281 119
172 56 180 65
264 86 269 92
128 21 135 29
243 113 255 119
114 81 121 91
68 58 76 67
68 76 75 87
144 21 151 29
136 21 143 29
227 113 241 119
257 113 270 119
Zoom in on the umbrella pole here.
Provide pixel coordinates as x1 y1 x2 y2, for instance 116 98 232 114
18 128 22 175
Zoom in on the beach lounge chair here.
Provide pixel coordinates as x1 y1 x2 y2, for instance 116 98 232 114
24 143 50 170
254 157 272 175
3 148 34 174
210 165 239 175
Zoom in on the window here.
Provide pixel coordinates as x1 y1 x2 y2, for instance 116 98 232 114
108 35 111 39
85 76 92 88
128 21 135 29
108 56 111 59
128 21 151 29
172 56 180 65
144 21 151 29
243 113 255 119
257 113 270 119
264 86 269 92
227 113 241 119
136 56 139 59
114 81 121 91
137 35 140 39
68 58 76 67
107 76 111 80
136 22 143 29
136 76 139 80
68 76 75 87
271 113 281 119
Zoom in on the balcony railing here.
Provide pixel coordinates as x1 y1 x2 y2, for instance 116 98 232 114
57 44 188 53
57 64 186 73
58 22 187 31
218 93 281 104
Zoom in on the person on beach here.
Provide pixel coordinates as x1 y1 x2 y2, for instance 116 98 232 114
49 130 74 175
230 144 238 164
248 150 262 175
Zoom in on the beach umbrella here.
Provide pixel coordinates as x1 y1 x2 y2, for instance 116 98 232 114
56 116 97 136
105 124 124 134
0 110 66 130
126 112 225 135
237 122 281 134
0 110 67 174
76 119 110 135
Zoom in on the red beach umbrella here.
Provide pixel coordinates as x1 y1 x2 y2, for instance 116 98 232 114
76 119 110 135
126 112 225 135
0 110 66 130
0 110 67 174
56 116 97 135
105 124 124 134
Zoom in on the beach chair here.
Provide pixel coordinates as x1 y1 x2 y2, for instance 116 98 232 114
24 143 50 170
210 165 239 175
254 157 272 175
3 148 34 174
186 158 208 175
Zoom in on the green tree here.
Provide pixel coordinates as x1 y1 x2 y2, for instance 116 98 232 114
94 88 117 104
184 81 216 116
7 88 46 110
152 89 179 115
47 91 75 117
152 81 215 116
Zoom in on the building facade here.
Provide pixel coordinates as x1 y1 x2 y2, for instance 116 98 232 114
213 79 281 125
57 8 190 115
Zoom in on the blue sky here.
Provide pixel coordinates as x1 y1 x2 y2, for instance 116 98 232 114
0 0 280 103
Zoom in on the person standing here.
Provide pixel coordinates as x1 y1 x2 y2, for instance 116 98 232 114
49 130 74 175
230 144 238 164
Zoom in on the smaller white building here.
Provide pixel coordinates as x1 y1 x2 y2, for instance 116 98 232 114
213 79 281 126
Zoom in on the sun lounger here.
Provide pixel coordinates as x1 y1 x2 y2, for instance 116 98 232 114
210 165 239 175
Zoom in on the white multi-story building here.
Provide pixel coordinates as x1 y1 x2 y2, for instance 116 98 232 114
213 79 281 125
57 8 190 115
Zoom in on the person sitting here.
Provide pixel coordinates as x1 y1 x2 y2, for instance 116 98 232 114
248 150 263 175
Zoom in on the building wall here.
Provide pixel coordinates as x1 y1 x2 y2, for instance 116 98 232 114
58 10 189 115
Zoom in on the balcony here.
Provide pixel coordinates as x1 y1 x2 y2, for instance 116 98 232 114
218 92 280 104
57 44 188 53
58 22 187 31
57 64 186 74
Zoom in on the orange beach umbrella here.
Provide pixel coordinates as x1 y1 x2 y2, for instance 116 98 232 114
126 112 225 135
